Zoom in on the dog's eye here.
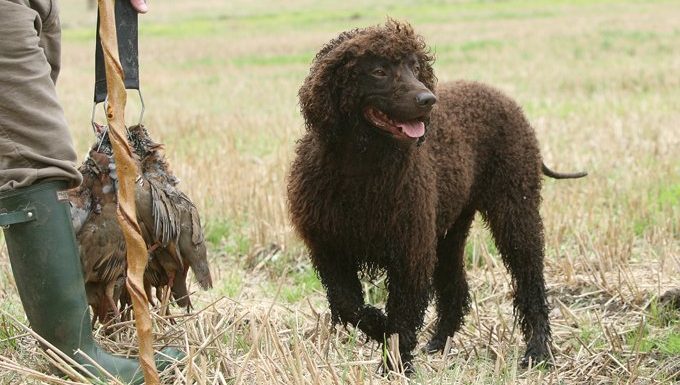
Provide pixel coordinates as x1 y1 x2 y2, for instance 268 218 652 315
372 68 387 77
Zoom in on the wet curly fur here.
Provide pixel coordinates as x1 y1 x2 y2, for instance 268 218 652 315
288 20 582 372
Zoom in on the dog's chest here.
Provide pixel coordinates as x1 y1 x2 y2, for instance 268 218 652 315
325 165 437 259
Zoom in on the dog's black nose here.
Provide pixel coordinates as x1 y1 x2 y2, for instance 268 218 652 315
415 92 437 107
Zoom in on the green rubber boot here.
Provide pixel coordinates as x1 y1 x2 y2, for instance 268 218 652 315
0 180 183 384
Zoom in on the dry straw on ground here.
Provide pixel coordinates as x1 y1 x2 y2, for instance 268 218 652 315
1 255 678 384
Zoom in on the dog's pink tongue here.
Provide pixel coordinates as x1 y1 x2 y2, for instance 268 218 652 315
397 121 425 138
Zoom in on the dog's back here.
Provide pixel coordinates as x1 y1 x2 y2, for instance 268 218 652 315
424 80 544 231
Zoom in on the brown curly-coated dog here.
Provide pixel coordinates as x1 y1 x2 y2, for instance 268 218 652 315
288 20 586 373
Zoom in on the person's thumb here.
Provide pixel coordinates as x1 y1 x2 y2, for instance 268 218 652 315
130 0 148 14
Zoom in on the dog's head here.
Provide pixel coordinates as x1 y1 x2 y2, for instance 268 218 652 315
299 19 437 146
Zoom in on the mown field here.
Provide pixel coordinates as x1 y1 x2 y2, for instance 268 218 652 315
1 0 679 384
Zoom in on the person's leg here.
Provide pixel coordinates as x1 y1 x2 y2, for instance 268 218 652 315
0 2 183 383
1 181 139 380
0 0 80 192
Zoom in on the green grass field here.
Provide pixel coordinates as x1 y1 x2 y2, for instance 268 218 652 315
1 0 679 383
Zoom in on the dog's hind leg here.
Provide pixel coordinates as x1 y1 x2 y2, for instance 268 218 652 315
482 193 552 367
314 257 387 342
424 210 476 354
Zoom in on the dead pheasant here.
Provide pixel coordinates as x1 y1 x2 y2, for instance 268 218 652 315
70 124 212 326
128 124 212 312
72 147 126 326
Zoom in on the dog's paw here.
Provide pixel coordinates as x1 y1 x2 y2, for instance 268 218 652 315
380 353 415 377
520 346 552 368
357 306 387 342
659 288 680 310
422 336 447 354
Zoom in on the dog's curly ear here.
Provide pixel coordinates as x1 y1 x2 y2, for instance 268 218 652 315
299 54 348 142
416 42 437 93
418 56 436 92
299 63 336 142
299 31 360 143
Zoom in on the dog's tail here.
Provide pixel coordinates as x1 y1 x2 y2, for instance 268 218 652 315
542 163 587 179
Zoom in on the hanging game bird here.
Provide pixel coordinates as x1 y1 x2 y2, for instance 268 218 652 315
70 148 126 325
69 124 212 325
128 124 212 311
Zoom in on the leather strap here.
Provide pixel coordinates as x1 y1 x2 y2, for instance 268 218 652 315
94 0 139 103
0 208 37 227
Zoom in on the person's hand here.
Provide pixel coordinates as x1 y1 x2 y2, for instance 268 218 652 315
130 0 148 13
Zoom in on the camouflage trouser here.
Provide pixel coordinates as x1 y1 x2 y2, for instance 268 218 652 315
0 0 81 192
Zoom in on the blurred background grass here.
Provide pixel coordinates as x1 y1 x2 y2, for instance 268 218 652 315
56 0 679 255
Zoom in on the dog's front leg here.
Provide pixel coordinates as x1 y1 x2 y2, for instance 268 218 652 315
313 255 387 341
383 256 433 375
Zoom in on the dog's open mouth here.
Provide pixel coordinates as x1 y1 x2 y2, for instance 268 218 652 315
363 107 425 140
